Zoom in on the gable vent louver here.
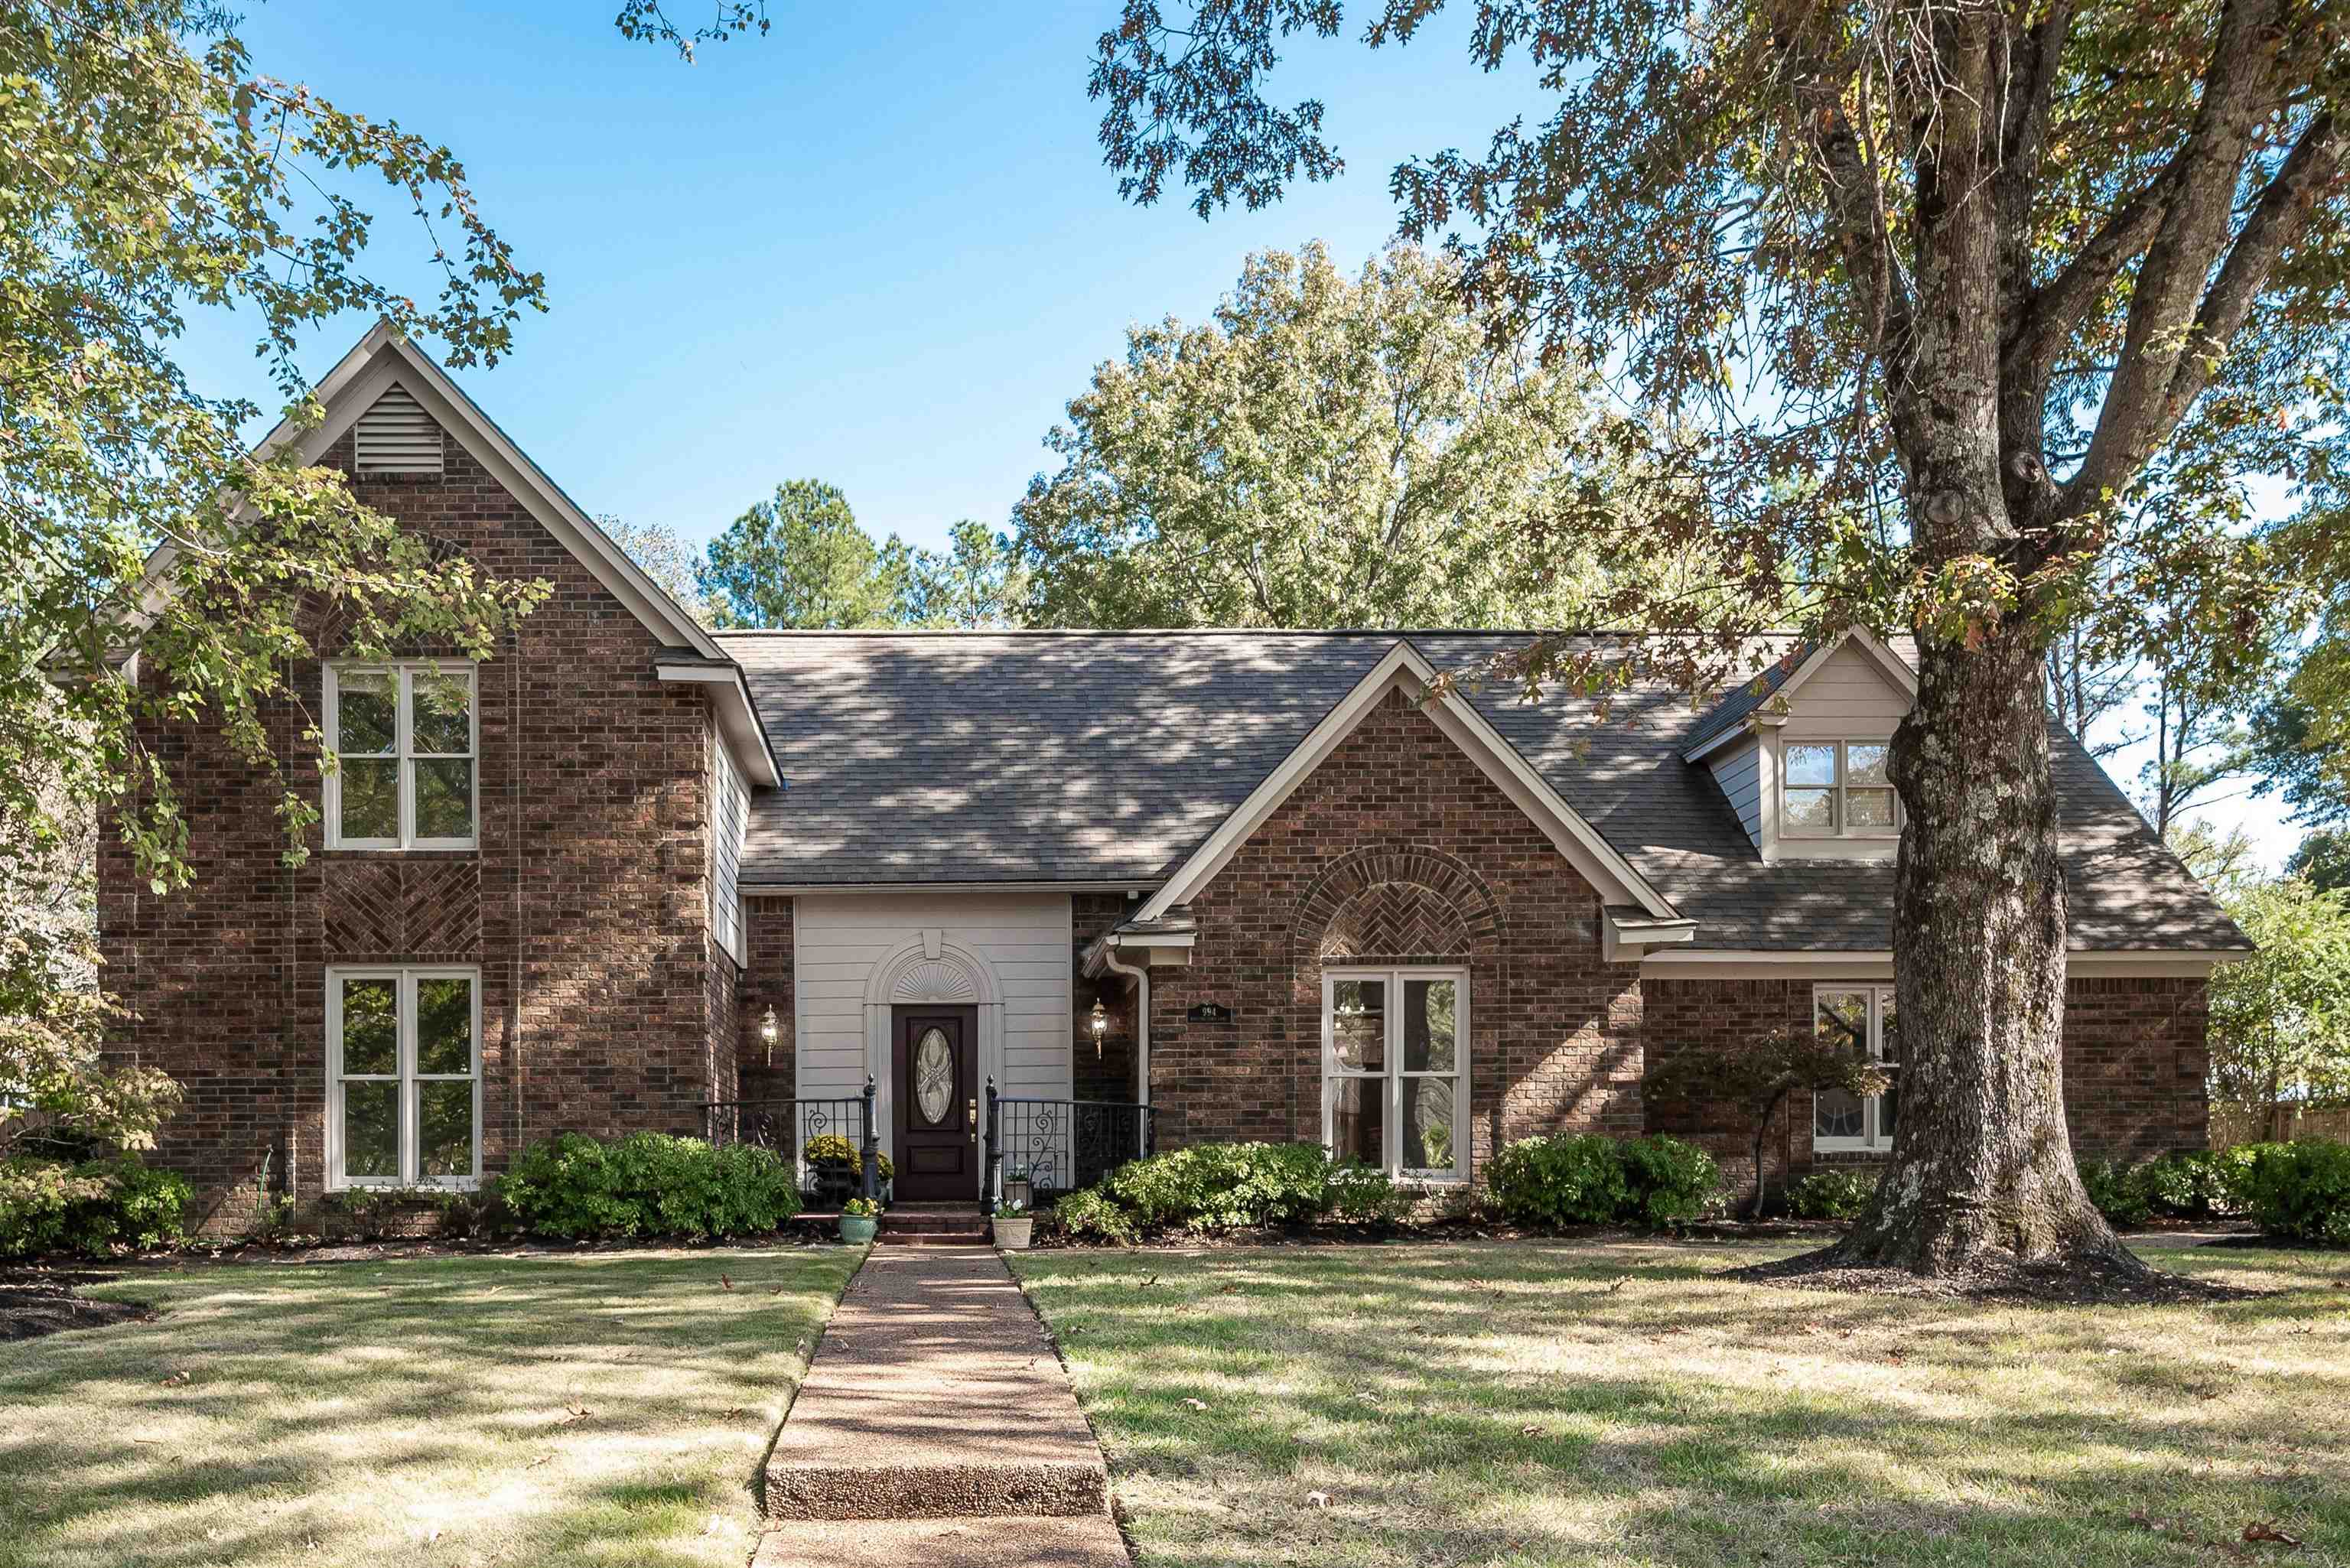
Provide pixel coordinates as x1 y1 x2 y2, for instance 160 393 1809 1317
353 384 444 476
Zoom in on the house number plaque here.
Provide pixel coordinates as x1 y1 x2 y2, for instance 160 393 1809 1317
1186 1002 1235 1023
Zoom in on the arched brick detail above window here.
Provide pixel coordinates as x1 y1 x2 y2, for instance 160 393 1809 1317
1294 845 1502 962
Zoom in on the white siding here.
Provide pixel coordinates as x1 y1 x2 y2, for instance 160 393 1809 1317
793 893 1074 1186
1709 739 1762 847
709 735 746 963
1782 643 1912 737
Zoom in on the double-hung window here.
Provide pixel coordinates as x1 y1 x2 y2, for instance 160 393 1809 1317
1812 984 1899 1152
327 968 481 1187
1782 741 1897 838
1323 968 1469 1181
325 662 477 849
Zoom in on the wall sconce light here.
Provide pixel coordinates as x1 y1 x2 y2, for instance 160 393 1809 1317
759 1005 780 1066
1089 998 1109 1059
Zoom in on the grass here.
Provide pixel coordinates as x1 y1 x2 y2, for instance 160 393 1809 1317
1010 1238 2350 1567
0 1244 863 1568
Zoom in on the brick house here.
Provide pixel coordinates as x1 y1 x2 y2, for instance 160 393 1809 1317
100 327 2245 1225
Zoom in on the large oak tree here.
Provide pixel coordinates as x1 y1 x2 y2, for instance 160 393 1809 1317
1089 0 2350 1280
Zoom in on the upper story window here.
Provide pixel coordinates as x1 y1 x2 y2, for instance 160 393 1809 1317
1782 740 1897 838
710 732 747 964
1323 968 1470 1183
324 662 477 850
1814 985 1899 1152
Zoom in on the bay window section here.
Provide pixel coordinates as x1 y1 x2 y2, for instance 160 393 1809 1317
325 663 477 849
1812 984 1899 1152
1323 968 1469 1181
327 968 481 1187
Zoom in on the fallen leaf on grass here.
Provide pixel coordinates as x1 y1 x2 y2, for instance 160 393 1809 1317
1306 1491 1333 1510
721 1274 734 1291
1520 1423 1544 1436
159 1371 190 1387
2245 1521 2304 1548
770 1284 785 1296
1182 1397 1208 1410
560 1404 593 1424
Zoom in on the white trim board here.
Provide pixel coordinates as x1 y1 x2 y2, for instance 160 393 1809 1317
1132 638 1683 929
1682 629 1919 764
1639 948 2251 980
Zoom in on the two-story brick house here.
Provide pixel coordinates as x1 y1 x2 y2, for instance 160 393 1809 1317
99 325 2245 1225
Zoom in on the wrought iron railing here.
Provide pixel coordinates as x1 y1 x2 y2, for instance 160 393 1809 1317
982 1079 1163 1210
699 1077 879 1207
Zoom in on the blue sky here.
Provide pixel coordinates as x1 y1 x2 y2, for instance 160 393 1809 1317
175 2 2303 868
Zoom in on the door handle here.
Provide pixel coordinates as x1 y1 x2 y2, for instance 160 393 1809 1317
968 1097 978 1143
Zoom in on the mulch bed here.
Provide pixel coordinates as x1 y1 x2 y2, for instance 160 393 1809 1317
1725 1245 2274 1306
0 1267 155 1342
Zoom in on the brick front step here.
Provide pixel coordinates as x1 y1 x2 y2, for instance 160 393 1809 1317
878 1205 988 1245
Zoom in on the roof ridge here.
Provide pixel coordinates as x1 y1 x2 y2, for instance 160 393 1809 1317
706 626 1815 639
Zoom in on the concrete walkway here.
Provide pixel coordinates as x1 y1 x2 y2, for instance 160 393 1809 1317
753 1246 1128 1567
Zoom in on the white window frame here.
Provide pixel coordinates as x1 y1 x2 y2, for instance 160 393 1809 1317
325 965 483 1189
1781 739 1899 840
1811 983 1898 1153
323 661 479 851
1320 966 1471 1183
710 728 747 965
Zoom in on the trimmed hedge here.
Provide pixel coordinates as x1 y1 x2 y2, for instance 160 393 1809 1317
2076 1147 2264 1229
1053 1142 1398 1238
1486 1134 1717 1229
0 1155 195 1257
2235 1139 2350 1244
2077 1157 2156 1228
497 1131 802 1241
1787 1169 1877 1221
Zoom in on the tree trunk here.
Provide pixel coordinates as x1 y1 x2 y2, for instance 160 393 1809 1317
1831 616 2140 1274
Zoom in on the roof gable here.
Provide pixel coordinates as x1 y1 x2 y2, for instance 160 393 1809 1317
1133 639 1682 926
1684 629 1919 761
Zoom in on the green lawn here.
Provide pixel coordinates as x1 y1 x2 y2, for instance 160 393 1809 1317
1011 1239 2350 1568
0 1244 862 1568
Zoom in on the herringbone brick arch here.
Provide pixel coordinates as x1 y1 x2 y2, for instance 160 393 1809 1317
1296 845 1502 963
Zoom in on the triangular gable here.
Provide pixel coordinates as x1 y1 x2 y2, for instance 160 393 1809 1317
1682 629 1918 763
1132 639 1688 941
137 321 780 786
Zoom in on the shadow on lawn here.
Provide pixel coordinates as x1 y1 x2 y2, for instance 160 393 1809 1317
0 1251 856 1568
1017 1243 2350 1568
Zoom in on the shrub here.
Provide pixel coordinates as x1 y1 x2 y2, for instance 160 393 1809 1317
0 1155 194 1257
2235 1139 2350 1244
2140 1148 2255 1219
1485 1134 1628 1225
802 1134 893 1180
1614 1134 1720 1225
1103 1141 1398 1230
2077 1158 2154 1228
499 1132 801 1241
1052 1186 1138 1243
1788 1169 1877 1220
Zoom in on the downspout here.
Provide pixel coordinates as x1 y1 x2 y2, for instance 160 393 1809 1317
1101 940 1151 1154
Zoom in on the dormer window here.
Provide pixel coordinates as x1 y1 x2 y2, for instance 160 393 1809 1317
1783 741 1897 838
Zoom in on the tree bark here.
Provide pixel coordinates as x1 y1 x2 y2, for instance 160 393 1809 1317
1831 616 2137 1274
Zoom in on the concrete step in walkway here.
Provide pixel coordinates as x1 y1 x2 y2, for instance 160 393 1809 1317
879 1203 989 1245
755 1245 1126 1567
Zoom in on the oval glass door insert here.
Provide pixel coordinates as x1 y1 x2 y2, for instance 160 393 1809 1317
913 1028 955 1126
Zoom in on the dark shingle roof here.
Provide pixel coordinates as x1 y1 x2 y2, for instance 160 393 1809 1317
717 629 2241 953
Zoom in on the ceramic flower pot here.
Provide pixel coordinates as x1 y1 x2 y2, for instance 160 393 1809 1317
838 1214 878 1244
992 1215 1033 1250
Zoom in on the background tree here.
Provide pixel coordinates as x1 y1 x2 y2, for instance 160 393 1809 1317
698 480 907 629
898 521 1030 629
601 517 716 626
2208 879 2350 1140
1014 242 1632 629
1089 0 2350 1283
1646 1033 1890 1221
3 0 551 1158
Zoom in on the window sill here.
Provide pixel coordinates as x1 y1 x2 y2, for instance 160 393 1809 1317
1810 1143 1892 1157
327 1177 483 1194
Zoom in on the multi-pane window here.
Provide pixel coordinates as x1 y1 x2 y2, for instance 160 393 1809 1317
1783 741 1896 838
711 734 747 963
1323 969 1469 1181
327 968 480 1187
325 663 477 849
1813 985 1899 1151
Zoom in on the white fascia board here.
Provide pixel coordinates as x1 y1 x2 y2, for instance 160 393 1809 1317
741 880 1157 896
656 664 782 788
1103 931 1198 948
1135 638 1682 925
1639 948 2251 980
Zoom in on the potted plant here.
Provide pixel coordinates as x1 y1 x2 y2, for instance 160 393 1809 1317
1002 1164 1033 1213
807 1136 894 1209
991 1200 1033 1251
838 1196 880 1244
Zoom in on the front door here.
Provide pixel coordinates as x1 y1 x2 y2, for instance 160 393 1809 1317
893 1007 975 1201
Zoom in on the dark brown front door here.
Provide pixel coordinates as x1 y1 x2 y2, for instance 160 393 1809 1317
893 1007 975 1202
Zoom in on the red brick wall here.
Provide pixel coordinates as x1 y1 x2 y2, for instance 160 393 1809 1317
737 896 795 1105
1072 893 1138 1105
1644 974 2212 1206
97 421 729 1228
1146 689 1644 1173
